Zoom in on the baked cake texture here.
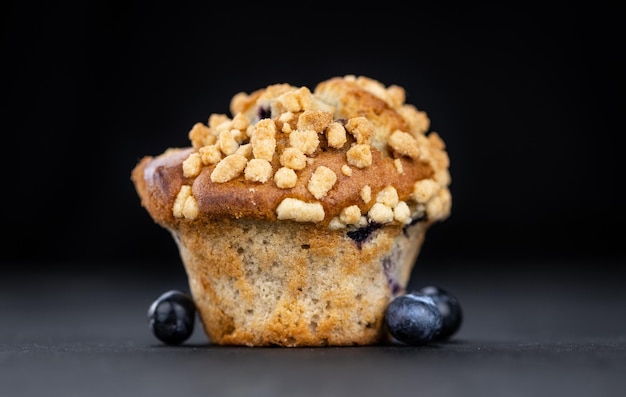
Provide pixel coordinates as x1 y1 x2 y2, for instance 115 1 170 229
131 75 451 346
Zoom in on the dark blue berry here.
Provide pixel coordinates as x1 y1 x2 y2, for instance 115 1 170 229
148 290 196 345
418 285 463 341
258 106 272 120
347 222 382 249
385 293 442 345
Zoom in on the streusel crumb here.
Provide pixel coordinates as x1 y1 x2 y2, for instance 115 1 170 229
156 75 451 228
276 198 325 223
210 154 247 183
307 166 337 200
245 158 273 183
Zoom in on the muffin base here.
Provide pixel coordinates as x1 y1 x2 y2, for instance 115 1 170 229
171 218 427 347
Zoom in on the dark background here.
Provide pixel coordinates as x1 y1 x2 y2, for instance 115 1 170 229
2 2 624 279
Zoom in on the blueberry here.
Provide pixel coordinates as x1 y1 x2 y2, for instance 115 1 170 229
258 106 272 120
418 285 463 341
347 222 382 249
148 290 196 345
384 293 442 345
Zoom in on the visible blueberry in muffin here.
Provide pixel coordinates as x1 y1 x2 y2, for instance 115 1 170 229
382 254 403 295
347 222 383 249
258 106 271 120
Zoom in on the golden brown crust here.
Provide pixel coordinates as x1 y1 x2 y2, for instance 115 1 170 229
131 148 194 226
132 143 434 227
131 75 451 230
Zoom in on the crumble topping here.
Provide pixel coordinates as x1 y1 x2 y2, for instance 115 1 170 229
297 110 333 132
326 121 347 149
360 185 372 204
274 167 297 189
210 154 247 183
339 205 361 225
280 147 307 170
182 152 202 178
289 129 319 155
250 119 277 161
244 158 273 183
393 158 404 174
345 117 374 145
388 130 420 159
376 186 399 208
276 198 325 223
172 75 451 226
368 203 394 224
393 201 411 224
307 166 337 200
412 179 440 204
217 128 239 156
173 185 199 220
199 145 222 165
346 144 372 168
188 122 215 148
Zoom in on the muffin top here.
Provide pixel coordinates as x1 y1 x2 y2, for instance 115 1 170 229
131 75 451 230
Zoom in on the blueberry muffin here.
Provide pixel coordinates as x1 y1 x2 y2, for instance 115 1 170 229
131 75 451 346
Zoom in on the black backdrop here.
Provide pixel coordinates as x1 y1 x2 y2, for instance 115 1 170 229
2 2 624 278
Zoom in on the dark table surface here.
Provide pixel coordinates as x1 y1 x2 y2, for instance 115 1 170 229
2 258 625 397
